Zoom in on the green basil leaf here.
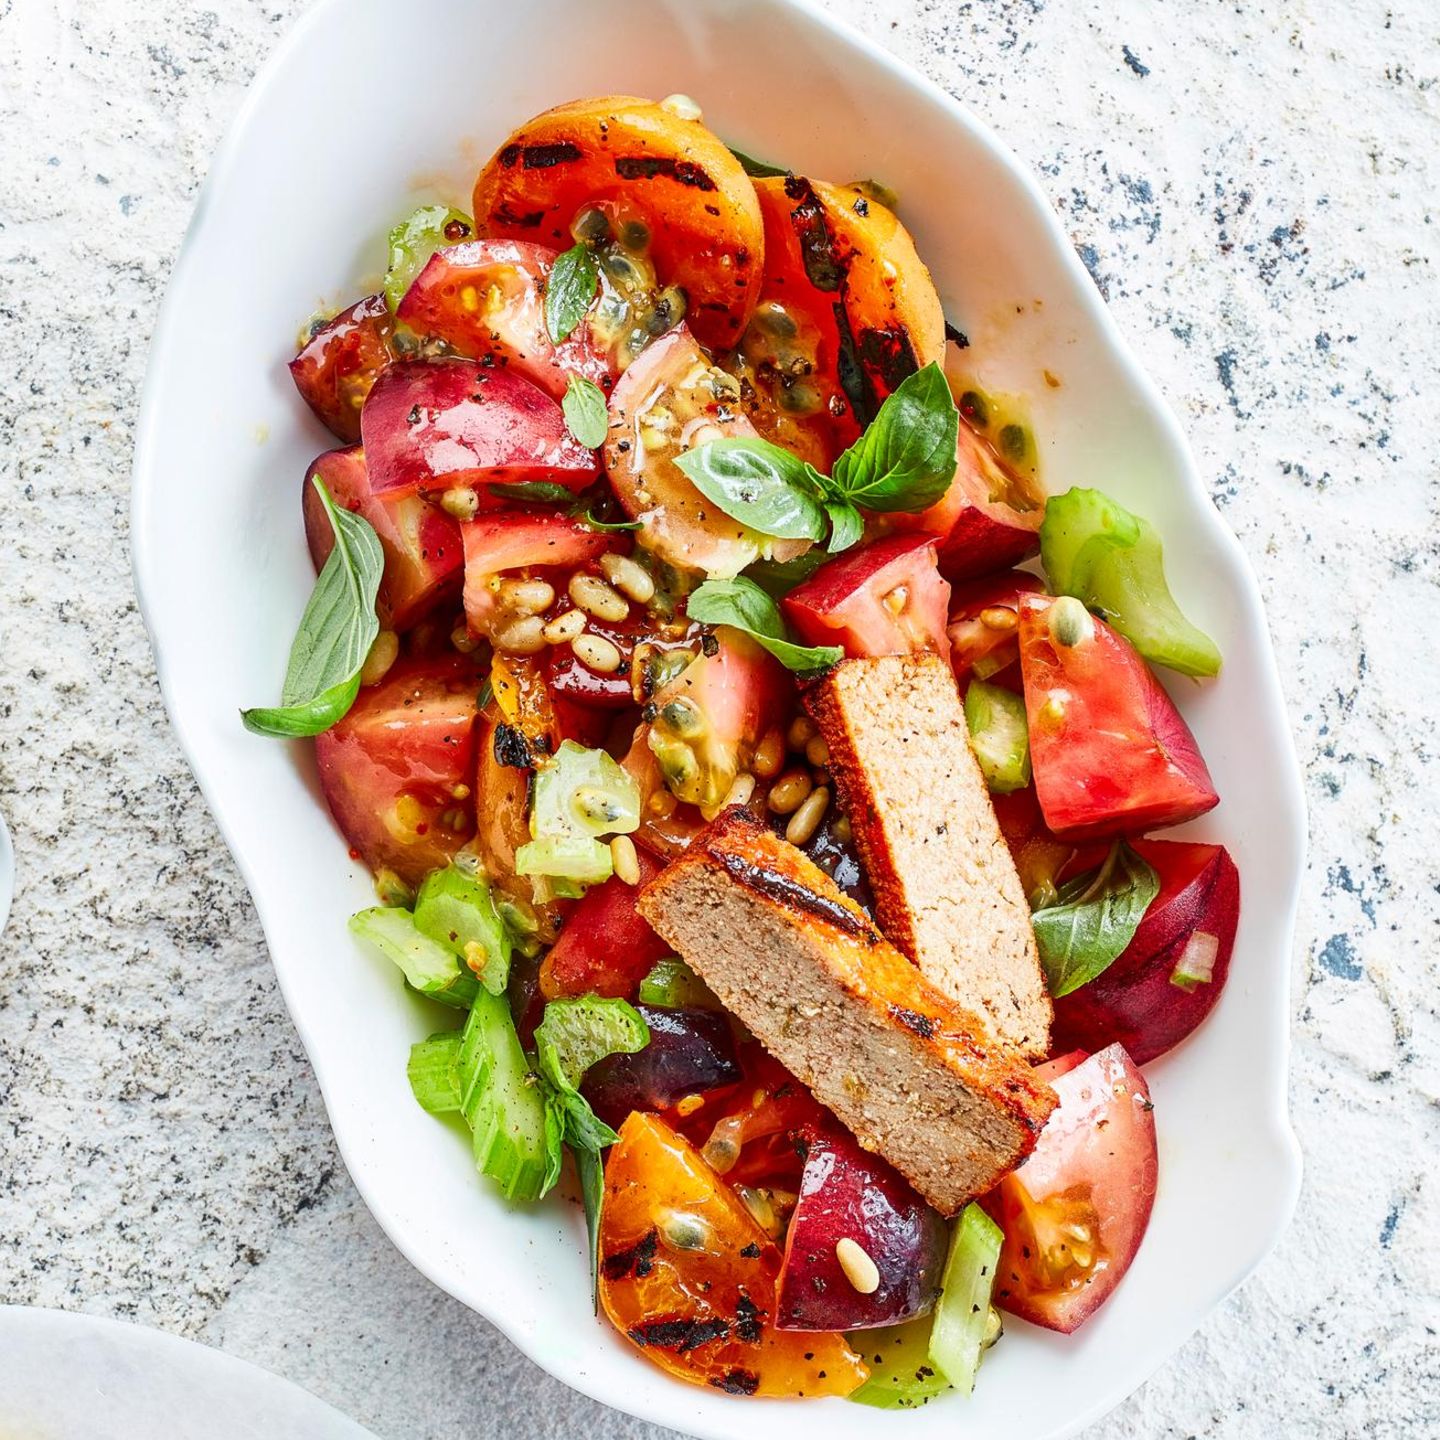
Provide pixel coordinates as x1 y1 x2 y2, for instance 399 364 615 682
825 500 865 553
487 480 576 504
546 243 599 343
1032 842 1160 998
242 480 383 737
830 362 958 512
574 505 641 532
561 376 609 449
688 577 843 675
728 145 790 179
574 1139 605 1312
742 549 828 598
673 437 827 541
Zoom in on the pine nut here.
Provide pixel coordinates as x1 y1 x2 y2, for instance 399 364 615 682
500 577 555 616
600 552 656 604
980 605 1019 632
786 715 817 750
767 769 812 815
723 772 757 809
835 1237 880 1295
610 835 641 885
833 814 853 842
573 633 622 673
360 629 399 686
752 727 785 779
439 486 479 521
492 615 547 654
543 609 587 645
804 735 830 767
569 573 630 622
785 786 829 846
660 92 703 121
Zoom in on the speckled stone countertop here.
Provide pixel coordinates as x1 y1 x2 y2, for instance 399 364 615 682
1 1 1437 1436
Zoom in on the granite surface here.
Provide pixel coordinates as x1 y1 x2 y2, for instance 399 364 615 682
1 0 1437 1436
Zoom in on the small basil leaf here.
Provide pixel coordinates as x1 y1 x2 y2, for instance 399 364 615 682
487 480 576 504
743 549 828 598
825 500 865 553
1032 842 1160 998
545 243 599 343
830 362 958 513
673 437 827 541
574 505 642 533
562 376 609 449
241 479 383 738
688 577 842 675
728 145 790 179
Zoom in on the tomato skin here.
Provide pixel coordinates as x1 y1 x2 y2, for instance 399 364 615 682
472 97 764 351
361 358 599 500
782 534 952 662
314 655 482 886
288 293 396 443
599 1112 868 1397
989 1043 1157 1334
946 570 1045 684
1018 595 1218 839
895 425 1044 581
458 511 613 633
1051 841 1240 1065
539 850 669 999
396 239 613 401
303 447 463 631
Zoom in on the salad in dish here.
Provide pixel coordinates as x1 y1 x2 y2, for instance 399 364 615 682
247 94 1238 1406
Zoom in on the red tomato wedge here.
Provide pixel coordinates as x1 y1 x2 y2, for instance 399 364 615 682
782 534 952 663
459 510 612 634
303 447 463 630
361 358 599 500
288 293 397 443
990 1043 1157 1333
1052 840 1240 1064
946 569 1045 683
895 424 1044 581
314 655 483 886
1018 595 1218 839
539 850 669 999
598 1112 867 1397
396 240 613 401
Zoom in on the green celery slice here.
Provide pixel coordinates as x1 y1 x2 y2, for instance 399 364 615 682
534 996 651 1089
383 204 473 312
637 957 723 1010
457 991 551 1202
531 740 642 842
848 1318 950 1409
964 679 1032 793
406 1032 463 1114
349 906 479 1009
1040 487 1221 677
927 1202 1004 1396
515 835 614 884
413 866 512 995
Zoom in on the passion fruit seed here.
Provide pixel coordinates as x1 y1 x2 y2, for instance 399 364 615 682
600 551 656 604
620 219 650 253
372 867 414 908
659 697 705 738
702 1133 740 1174
542 608 587 645
495 895 540 936
439 486 480 521
571 207 611 244
999 423 1029 463
835 1237 881 1295
569 573 630 623
767 769 813 816
450 623 482 654
980 605 1019 632
659 1209 712 1254
574 786 626 827
573 633 622 673
1049 596 1094 648
610 834 641 886
653 739 700 791
785 786 830 847
360 629 399 687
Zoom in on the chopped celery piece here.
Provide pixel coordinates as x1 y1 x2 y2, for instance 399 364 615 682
458 990 551 1202
349 906 479 1009
531 740 642 842
848 1318 950 1409
964 679 1032 793
534 996 651 1089
407 1032 463 1114
928 1202 1004 1397
414 866 512 995
1040 488 1222 677
638 957 723 1011
383 204 473 312
515 835 614 884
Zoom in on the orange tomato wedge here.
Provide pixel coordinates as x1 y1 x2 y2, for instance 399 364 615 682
599 1112 868 1397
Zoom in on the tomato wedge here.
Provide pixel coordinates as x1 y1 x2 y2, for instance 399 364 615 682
599 1112 867 1397
303 447 463 630
1018 595 1218 839
396 239 613 401
782 534 951 662
946 570 1045 683
989 1044 1157 1333
459 511 613 634
314 655 482 886
288 293 397 443
361 358 599 500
